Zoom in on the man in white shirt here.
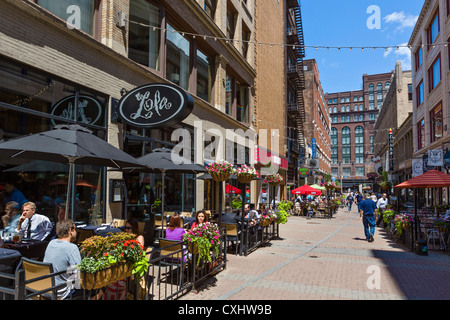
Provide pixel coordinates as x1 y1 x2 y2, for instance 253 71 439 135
376 193 388 227
16 202 53 240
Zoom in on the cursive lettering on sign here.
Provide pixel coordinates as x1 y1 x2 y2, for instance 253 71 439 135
131 90 173 120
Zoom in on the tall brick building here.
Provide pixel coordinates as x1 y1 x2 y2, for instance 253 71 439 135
325 72 393 190
302 59 331 182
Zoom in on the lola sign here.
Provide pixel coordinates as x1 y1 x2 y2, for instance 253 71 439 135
118 83 194 128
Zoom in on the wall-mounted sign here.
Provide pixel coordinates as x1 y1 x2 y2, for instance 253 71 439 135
428 148 443 167
118 83 194 128
51 95 104 126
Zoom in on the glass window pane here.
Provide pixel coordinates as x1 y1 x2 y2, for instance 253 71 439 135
197 50 213 102
166 24 191 91
129 0 161 71
39 0 95 35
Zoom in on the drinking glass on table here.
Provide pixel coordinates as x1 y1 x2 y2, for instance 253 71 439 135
12 232 20 243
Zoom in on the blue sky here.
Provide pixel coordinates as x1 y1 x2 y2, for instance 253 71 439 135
301 0 425 94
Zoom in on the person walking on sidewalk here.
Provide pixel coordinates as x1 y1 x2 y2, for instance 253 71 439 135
346 194 354 212
359 193 377 242
376 193 388 227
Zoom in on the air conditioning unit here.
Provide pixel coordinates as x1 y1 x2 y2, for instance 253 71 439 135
308 158 319 170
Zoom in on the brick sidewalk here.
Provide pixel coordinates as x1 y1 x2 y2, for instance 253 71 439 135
179 207 450 300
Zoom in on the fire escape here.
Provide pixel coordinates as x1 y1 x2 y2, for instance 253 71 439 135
286 0 306 182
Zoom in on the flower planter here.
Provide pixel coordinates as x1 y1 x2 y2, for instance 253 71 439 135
237 174 255 184
268 182 280 187
260 219 272 227
187 242 199 254
81 263 133 290
210 171 231 182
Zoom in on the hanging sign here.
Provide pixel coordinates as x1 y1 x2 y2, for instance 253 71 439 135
428 148 443 166
118 83 194 128
51 95 104 126
412 158 423 177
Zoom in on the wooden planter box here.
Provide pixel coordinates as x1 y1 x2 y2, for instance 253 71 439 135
81 263 133 290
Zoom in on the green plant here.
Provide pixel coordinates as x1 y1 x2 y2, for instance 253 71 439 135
393 214 413 236
382 209 396 225
274 200 291 224
379 171 392 189
232 198 242 209
79 233 148 282
183 222 221 266
206 160 235 175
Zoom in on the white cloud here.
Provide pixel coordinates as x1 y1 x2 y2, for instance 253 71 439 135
383 11 418 31
383 43 412 70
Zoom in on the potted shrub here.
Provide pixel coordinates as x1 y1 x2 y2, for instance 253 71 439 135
79 233 148 290
394 214 414 236
433 217 450 233
379 171 392 190
183 221 221 266
382 209 396 226
206 160 235 182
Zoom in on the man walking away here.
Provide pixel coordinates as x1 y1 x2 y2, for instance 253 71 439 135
359 193 377 242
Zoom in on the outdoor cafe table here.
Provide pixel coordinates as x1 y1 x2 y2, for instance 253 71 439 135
76 224 123 237
0 248 22 295
1 239 48 260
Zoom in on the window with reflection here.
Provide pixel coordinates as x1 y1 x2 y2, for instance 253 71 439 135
128 0 162 71
166 24 191 91
37 0 100 37
430 102 443 143
355 126 364 164
197 49 213 102
0 58 107 223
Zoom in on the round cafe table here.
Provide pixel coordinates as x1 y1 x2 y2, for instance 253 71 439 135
2 239 49 261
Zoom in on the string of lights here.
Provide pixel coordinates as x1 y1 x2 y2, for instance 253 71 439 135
128 20 449 52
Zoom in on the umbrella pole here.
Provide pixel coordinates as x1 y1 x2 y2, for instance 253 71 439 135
218 181 223 228
65 160 75 220
161 170 165 233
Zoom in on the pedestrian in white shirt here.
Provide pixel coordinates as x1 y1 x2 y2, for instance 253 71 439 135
376 193 388 227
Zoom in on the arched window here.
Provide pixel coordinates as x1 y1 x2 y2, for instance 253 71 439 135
341 106 345 112
333 106 337 113
342 127 351 164
346 105 350 112
355 126 364 164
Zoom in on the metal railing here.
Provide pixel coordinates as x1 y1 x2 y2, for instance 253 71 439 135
0 222 281 300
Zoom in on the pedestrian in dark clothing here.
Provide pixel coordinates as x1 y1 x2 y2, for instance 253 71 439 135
359 193 377 242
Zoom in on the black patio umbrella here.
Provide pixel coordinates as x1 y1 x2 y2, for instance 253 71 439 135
138 148 206 224
0 124 144 219
116 148 206 229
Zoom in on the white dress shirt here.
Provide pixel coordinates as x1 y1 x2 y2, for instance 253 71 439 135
17 213 53 240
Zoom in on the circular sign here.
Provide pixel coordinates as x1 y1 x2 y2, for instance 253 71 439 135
118 83 194 128
51 95 104 126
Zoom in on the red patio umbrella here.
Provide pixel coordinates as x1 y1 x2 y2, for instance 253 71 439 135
395 170 450 189
291 185 321 195
225 185 241 194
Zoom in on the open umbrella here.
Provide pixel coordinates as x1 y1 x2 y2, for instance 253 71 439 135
395 170 450 243
116 148 207 228
225 185 241 194
311 184 326 191
291 185 322 196
0 124 143 219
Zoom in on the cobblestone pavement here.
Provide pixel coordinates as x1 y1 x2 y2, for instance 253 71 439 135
179 207 450 300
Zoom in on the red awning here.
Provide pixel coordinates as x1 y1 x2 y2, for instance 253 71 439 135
291 185 321 195
395 170 450 188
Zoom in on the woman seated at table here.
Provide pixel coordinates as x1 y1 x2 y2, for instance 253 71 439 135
190 210 207 229
165 215 186 241
124 218 144 248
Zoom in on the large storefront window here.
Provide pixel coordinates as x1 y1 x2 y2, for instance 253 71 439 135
123 126 196 217
0 57 107 224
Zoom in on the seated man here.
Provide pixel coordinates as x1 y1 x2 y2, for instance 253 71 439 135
43 219 81 300
16 202 53 240
2 201 21 233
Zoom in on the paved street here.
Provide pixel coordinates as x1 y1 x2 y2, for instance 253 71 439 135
180 207 450 300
